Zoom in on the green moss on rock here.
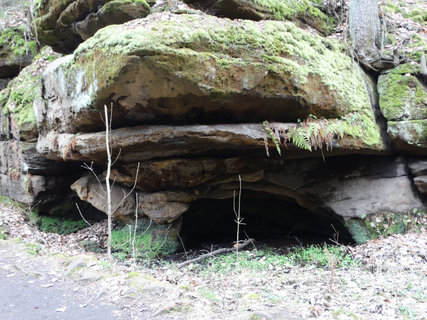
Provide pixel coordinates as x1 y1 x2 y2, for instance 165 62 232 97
378 69 427 121
0 26 37 58
67 13 382 150
1 47 60 141
345 209 426 244
387 120 427 149
185 0 336 34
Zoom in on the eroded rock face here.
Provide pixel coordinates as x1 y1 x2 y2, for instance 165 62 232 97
33 0 151 53
0 140 78 211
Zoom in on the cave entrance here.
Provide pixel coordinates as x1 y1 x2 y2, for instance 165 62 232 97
180 193 353 250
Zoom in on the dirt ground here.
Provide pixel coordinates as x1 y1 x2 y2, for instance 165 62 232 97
0 202 426 320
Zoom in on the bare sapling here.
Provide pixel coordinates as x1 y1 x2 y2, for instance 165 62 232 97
233 175 245 258
104 104 113 259
80 104 140 260
324 247 337 293
132 193 139 261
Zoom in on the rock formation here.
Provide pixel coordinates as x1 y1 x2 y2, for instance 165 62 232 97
0 0 426 253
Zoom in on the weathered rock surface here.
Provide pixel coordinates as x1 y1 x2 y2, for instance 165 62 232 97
71 175 196 224
33 0 151 53
37 12 384 153
36 122 389 166
409 158 427 198
378 64 427 155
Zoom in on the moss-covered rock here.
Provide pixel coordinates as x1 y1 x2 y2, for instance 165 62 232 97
111 218 181 258
0 47 60 141
387 120 427 155
33 0 150 53
39 12 385 151
183 0 336 34
0 26 36 78
345 209 426 244
378 66 426 121
378 64 427 155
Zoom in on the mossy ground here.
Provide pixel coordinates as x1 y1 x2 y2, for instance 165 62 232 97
28 211 88 234
382 0 427 24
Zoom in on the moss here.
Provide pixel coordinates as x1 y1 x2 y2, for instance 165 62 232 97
0 26 37 58
405 34 427 62
73 14 370 115
236 0 336 34
378 71 427 121
1 48 60 140
111 220 180 259
387 120 427 147
100 0 150 14
28 211 88 234
345 209 426 244
382 0 427 24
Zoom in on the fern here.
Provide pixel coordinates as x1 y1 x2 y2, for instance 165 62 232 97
263 112 366 156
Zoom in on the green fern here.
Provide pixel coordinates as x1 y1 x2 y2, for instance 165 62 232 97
263 112 367 156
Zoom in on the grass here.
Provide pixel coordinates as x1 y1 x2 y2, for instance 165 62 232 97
187 243 358 274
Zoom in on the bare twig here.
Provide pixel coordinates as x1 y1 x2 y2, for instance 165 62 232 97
75 203 91 227
178 238 255 268
104 104 113 259
233 175 245 257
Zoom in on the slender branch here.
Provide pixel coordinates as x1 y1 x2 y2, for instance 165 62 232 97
104 105 113 260
75 203 91 226
178 239 254 268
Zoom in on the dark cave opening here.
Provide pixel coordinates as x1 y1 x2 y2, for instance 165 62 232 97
180 193 353 250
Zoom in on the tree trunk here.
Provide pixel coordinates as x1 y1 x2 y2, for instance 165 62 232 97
349 0 381 67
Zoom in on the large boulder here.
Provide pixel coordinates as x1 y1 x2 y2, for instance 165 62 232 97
378 64 427 156
37 13 385 152
33 0 151 53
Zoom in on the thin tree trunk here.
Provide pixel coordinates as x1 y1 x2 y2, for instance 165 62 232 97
349 0 381 65
104 105 112 260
